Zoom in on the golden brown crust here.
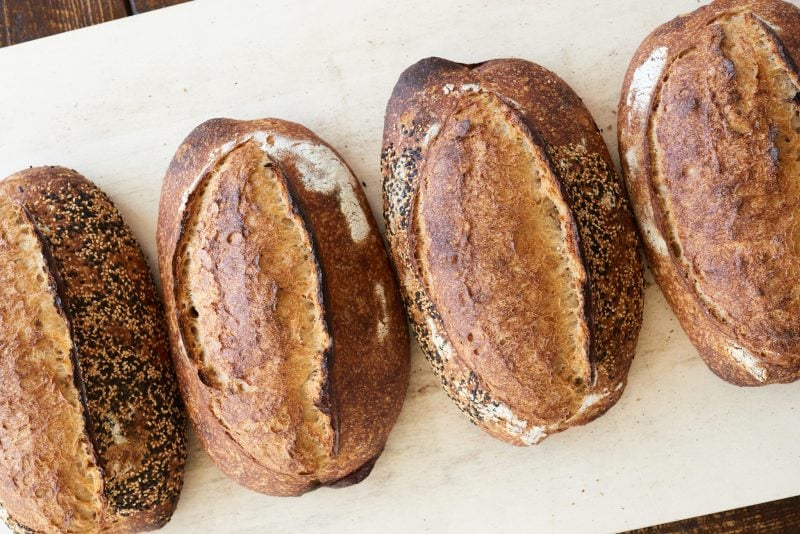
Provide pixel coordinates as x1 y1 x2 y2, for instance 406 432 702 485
618 0 800 386
382 58 644 445
0 195 104 533
177 140 337 482
0 167 187 532
157 118 410 496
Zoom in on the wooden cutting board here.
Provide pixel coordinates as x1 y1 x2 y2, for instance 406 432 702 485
0 1 797 532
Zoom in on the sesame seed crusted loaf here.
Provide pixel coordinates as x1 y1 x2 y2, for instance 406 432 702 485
157 118 410 496
381 58 644 445
0 167 187 533
618 0 800 386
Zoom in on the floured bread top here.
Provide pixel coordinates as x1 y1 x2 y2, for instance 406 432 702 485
177 141 336 476
184 130 369 244
161 117 410 494
648 8 800 371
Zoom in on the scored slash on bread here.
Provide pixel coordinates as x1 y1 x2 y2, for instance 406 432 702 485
157 118 410 496
0 167 187 533
618 0 800 386
382 58 644 445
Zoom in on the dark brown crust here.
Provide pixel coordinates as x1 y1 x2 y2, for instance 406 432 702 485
157 118 410 496
324 452 381 488
25 204 103 467
280 170 340 453
382 58 644 444
0 167 187 532
618 0 800 386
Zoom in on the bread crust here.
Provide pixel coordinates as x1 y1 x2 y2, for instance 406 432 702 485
157 118 410 496
382 58 644 445
0 167 187 532
618 0 800 385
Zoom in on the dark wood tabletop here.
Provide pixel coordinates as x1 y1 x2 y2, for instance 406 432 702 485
0 0 186 46
0 1 797 533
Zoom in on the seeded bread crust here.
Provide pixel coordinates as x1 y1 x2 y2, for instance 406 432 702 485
618 0 800 386
157 118 410 496
0 167 187 533
382 58 644 445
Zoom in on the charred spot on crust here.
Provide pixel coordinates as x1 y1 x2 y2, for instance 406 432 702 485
464 60 490 71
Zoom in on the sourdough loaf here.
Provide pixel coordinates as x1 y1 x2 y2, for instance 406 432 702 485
0 167 186 533
157 118 410 496
382 58 644 445
618 0 800 385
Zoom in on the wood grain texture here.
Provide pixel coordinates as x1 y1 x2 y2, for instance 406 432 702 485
0 0 128 46
129 0 187 15
629 495 800 533
0 0 188 46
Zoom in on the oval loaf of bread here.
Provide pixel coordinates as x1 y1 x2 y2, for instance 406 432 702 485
382 58 644 445
157 118 410 496
618 0 800 385
0 167 187 533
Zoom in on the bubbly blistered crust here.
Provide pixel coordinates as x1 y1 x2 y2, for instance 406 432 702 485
0 167 187 532
382 58 644 445
157 118 410 496
618 0 800 385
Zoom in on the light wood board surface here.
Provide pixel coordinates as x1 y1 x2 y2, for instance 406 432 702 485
0 1 798 532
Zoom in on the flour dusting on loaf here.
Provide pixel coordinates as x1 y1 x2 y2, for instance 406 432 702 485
158 118 410 496
383 58 644 445
625 46 668 115
258 134 370 242
619 0 800 386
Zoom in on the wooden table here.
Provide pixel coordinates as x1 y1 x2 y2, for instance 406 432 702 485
0 1 797 532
